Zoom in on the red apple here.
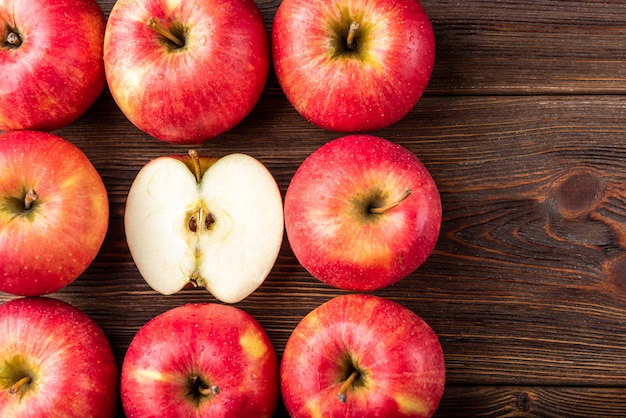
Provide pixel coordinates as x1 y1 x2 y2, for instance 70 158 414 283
271 0 436 132
121 303 279 417
0 0 106 132
281 294 446 417
103 0 270 144
284 134 441 291
0 131 109 296
0 297 119 417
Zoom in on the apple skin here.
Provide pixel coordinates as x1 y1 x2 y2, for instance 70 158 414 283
272 0 435 132
0 297 119 417
284 134 441 291
0 131 109 296
121 303 279 417
281 294 446 418
103 0 270 144
0 0 106 132
124 151 284 303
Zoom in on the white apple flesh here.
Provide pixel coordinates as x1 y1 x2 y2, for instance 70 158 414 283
124 151 284 303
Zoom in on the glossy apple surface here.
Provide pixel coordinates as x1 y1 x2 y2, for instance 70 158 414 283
121 303 278 417
284 134 441 291
104 0 270 144
281 294 446 417
0 0 106 132
124 151 283 303
0 131 109 296
272 0 435 132
0 297 118 417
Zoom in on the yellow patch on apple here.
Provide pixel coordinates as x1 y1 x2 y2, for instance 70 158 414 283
394 393 430 416
240 328 269 360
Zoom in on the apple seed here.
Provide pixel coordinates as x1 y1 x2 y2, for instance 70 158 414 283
369 188 412 214
188 207 216 233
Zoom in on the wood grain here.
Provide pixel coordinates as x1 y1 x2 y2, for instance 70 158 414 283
3 0 626 416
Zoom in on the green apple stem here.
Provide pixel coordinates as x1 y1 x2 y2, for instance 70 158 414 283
369 189 412 214
188 150 202 183
8 376 32 395
24 189 38 210
147 17 184 48
346 21 361 50
337 370 359 403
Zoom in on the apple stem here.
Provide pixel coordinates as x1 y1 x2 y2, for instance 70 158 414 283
188 149 202 183
8 376 32 395
369 189 412 214
24 189 38 210
147 17 184 48
198 384 221 396
346 21 361 50
5 30 21 47
337 370 359 404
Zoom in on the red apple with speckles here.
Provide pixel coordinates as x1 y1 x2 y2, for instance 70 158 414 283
0 0 106 132
281 294 446 417
272 0 435 132
121 303 279 417
0 131 109 296
103 0 269 144
284 134 441 291
0 297 119 417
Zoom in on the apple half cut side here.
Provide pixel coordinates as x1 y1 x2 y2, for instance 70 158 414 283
124 151 284 304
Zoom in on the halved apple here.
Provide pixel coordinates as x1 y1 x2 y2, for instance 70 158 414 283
124 151 284 303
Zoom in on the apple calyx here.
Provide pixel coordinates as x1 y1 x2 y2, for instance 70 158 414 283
147 17 185 49
369 188 412 214
188 375 220 404
346 21 361 51
3 28 22 48
8 376 32 395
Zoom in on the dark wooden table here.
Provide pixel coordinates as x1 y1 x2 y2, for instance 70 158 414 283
4 0 626 416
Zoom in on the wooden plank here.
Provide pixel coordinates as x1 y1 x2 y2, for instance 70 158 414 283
426 0 626 94
438 386 626 417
